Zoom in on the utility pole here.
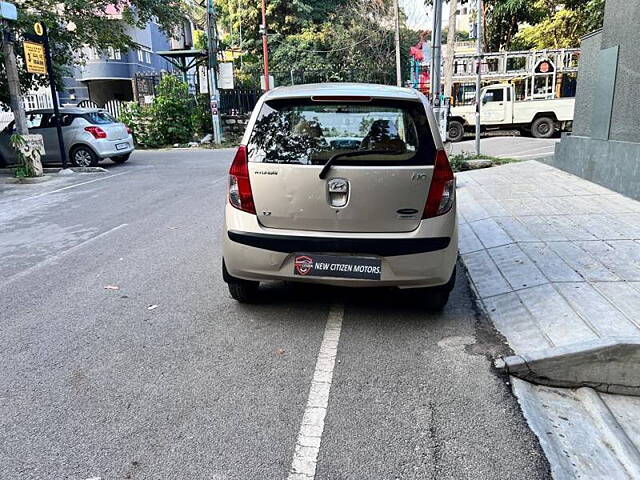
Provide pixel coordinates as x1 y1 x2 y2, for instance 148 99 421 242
40 23 67 168
207 0 222 144
474 0 483 155
430 0 443 102
392 0 402 87
443 0 458 99
260 0 269 90
1 20 28 134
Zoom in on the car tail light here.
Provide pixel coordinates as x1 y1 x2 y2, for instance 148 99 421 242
125 125 132 134
423 149 455 218
229 145 256 214
84 126 107 139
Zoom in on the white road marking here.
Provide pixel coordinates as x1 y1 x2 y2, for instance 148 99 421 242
22 171 129 200
503 151 556 159
0 223 128 288
288 303 344 480
495 145 557 158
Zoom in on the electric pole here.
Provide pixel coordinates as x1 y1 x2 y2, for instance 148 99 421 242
260 0 270 90
430 0 443 102
393 0 402 87
443 0 458 100
474 0 482 155
1 20 28 134
207 0 222 144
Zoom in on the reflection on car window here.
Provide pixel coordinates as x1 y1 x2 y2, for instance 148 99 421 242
85 111 115 125
27 114 44 129
248 101 427 165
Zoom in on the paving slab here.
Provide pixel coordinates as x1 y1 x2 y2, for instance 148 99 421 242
458 160 640 480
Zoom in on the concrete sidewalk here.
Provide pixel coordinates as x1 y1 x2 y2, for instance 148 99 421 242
456 160 640 479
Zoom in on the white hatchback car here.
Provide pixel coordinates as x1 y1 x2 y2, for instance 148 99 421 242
222 83 457 309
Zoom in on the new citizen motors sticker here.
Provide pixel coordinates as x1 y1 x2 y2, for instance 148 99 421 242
294 254 381 280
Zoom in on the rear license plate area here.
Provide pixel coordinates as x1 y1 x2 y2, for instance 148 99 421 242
116 142 129 150
294 253 381 280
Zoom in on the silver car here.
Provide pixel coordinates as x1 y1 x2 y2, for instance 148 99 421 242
0 108 134 167
222 83 458 309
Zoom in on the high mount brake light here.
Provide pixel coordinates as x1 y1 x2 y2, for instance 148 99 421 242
228 145 256 214
84 126 107 139
310 96 372 102
423 149 455 218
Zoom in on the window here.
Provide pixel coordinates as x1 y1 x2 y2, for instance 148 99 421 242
26 113 46 129
145 51 151 64
84 111 116 125
484 88 504 103
248 99 436 166
137 49 144 62
107 47 121 60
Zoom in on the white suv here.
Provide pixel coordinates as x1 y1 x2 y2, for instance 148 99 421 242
222 83 457 309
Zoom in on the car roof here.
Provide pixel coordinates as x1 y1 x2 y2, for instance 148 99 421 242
262 83 423 101
26 107 104 115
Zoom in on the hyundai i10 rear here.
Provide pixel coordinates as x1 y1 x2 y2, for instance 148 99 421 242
222 83 458 309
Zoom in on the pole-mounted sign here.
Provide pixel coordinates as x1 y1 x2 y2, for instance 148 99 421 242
23 41 46 74
24 21 68 168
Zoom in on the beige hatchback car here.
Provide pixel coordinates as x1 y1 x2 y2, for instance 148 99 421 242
222 83 458 309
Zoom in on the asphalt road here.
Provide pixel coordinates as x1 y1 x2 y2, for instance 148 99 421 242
450 134 559 160
0 148 551 480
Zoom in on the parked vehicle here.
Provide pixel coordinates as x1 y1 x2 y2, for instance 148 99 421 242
447 84 575 142
0 108 134 167
222 83 458 309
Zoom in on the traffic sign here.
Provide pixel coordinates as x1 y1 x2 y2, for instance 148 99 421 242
23 41 47 74
34 21 43 36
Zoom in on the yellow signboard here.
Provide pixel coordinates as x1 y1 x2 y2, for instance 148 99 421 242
23 41 47 75
34 22 44 36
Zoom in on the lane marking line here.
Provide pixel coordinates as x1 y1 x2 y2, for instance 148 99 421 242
288 303 344 480
0 223 128 288
21 171 129 201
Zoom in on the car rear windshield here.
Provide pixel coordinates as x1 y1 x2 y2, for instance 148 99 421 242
247 99 436 165
85 111 116 125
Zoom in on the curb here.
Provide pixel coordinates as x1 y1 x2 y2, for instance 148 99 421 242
5 175 52 184
495 337 640 396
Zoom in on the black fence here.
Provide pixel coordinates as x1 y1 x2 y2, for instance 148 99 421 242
219 88 262 115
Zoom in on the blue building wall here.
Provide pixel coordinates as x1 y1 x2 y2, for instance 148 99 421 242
59 21 176 106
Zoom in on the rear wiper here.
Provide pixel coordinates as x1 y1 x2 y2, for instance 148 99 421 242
319 149 405 179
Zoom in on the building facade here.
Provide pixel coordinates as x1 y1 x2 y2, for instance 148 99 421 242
550 0 640 200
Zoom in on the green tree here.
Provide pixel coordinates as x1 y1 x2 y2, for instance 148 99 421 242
514 0 604 49
0 0 187 107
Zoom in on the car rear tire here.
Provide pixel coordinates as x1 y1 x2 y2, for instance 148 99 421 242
223 260 260 303
531 117 555 139
71 145 99 167
447 120 465 142
228 280 260 303
112 154 130 164
417 265 456 311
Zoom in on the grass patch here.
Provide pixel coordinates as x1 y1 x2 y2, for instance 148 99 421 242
449 152 521 172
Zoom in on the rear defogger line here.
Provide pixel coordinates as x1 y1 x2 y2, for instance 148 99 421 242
288 304 344 479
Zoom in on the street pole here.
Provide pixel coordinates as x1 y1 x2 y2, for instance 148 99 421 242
474 0 483 155
1 21 28 134
207 0 222 144
443 0 458 100
430 0 443 103
392 0 402 87
41 23 67 169
260 0 270 90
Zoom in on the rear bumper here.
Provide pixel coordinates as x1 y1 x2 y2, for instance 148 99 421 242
92 135 135 158
222 204 458 288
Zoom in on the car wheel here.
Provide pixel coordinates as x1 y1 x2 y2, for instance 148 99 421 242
228 280 260 303
531 117 555 139
71 145 99 167
111 154 130 164
416 265 456 311
447 120 465 142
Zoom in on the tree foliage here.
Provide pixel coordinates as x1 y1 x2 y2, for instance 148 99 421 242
218 0 419 85
0 0 187 107
514 0 605 49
